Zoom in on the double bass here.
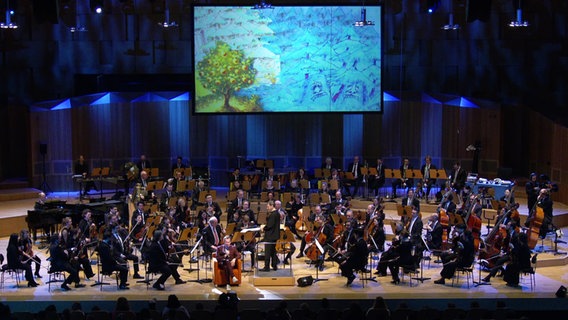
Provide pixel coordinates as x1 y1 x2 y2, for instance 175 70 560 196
478 203 518 268
464 196 482 252
526 203 544 249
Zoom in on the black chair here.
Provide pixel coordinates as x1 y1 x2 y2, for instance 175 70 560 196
452 263 474 288
520 253 538 290
0 253 25 289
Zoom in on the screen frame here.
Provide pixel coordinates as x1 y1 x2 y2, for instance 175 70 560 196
191 3 384 115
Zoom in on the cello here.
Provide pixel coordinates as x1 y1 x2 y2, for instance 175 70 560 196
478 204 518 268
464 196 482 252
305 222 327 261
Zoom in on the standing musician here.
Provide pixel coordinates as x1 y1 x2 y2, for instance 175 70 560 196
98 231 129 290
216 235 241 290
59 217 96 280
201 216 225 256
147 230 186 290
110 225 143 279
391 158 413 199
425 214 443 250
49 235 84 290
339 228 369 286
525 173 540 213
369 157 386 197
7 233 39 287
526 188 554 238
420 155 437 200
260 201 280 272
434 225 475 285
18 229 42 279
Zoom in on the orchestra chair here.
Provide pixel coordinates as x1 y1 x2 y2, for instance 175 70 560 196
281 192 292 204
92 253 120 291
142 261 160 290
399 264 419 287
482 209 497 236
0 254 25 289
520 253 538 291
451 263 474 289
212 256 242 287
45 258 69 292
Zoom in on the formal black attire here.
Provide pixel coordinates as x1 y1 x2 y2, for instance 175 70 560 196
525 180 540 213
420 163 437 198
503 235 532 286
449 167 468 193
339 237 369 280
74 161 97 195
427 220 443 250
536 194 553 238
137 159 152 171
285 200 302 237
262 210 280 270
439 232 475 280
201 224 224 255
111 230 140 276
98 239 128 287
387 236 415 283
49 240 80 286
147 240 173 288
345 162 363 197
370 163 385 196
6 237 35 284
392 164 413 198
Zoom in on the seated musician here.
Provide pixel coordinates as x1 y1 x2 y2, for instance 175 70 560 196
263 179 276 193
481 221 522 283
330 190 350 215
375 222 404 276
216 235 241 290
6 233 39 287
296 205 323 258
48 235 84 290
135 171 154 199
368 200 386 252
329 169 341 194
299 213 333 271
448 161 467 195
191 180 207 210
173 197 190 229
228 189 246 218
285 193 303 239
264 167 277 183
369 157 386 197
147 230 186 290
425 214 443 250
286 179 301 194
229 168 242 185
231 180 243 191
160 183 176 211
234 214 258 267
132 201 148 226
502 232 532 287
439 193 457 215
296 167 310 182
386 231 414 285
419 155 437 200
238 200 257 226
322 156 335 172
110 225 143 279
59 217 95 280
500 189 515 207
18 229 42 279
98 231 129 290
204 194 223 222
434 225 475 285
402 189 421 215
345 155 363 198
131 214 146 243
391 158 413 199
171 156 186 174
339 228 369 286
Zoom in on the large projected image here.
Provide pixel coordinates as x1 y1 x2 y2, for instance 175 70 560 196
193 5 382 113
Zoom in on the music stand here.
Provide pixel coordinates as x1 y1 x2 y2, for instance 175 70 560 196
185 236 206 283
411 236 431 283
306 239 328 284
473 259 492 287
396 204 412 223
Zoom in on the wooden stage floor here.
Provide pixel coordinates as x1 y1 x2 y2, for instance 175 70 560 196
1 190 568 313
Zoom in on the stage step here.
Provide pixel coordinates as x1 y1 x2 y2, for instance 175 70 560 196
252 268 296 286
0 188 41 202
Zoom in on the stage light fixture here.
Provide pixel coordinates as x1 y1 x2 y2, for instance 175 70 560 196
426 0 440 14
252 2 273 10
442 1 459 31
90 0 104 14
158 8 177 28
1 0 18 29
354 8 374 27
509 0 528 27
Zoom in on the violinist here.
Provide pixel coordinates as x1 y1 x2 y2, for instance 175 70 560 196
147 230 186 290
132 202 147 226
18 229 42 279
235 214 258 267
173 197 190 229
238 200 257 225
49 235 83 290
386 231 415 285
216 235 241 290
131 214 146 243
434 225 475 285
110 225 143 279
367 199 386 252
375 222 404 277
197 208 211 231
425 214 443 250
59 217 96 280
98 230 129 290
340 228 369 286
7 233 39 287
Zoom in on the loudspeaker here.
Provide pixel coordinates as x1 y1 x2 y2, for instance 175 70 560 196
297 276 314 287
39 143 47 155
556 285 567 298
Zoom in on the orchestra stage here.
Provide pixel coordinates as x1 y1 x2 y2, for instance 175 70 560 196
1 188 567 315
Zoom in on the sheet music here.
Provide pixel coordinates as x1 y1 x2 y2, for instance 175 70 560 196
241 227 261 233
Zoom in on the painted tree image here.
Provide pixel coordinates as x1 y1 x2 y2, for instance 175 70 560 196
197 41 256 111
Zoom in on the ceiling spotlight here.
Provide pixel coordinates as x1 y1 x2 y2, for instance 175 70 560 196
1 8 18 29
442 13 459 30
354 8 374 27
90 0 104 14
509 9 529 27
252 2 273 10
159 9 177 28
